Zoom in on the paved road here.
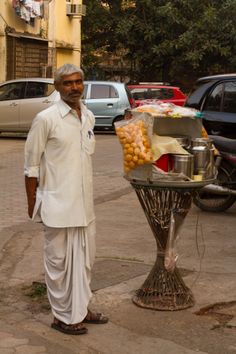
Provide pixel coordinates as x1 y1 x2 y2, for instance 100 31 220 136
0 133 236 354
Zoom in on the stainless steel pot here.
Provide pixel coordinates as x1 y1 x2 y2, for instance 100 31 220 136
190 137 213 149
170 154 194 178
190 138 215 179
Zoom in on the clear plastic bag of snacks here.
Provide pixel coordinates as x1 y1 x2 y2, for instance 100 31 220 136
134 102 201 119
115 113 154 174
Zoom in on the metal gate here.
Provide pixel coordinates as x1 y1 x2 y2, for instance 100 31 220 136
6 35 56 80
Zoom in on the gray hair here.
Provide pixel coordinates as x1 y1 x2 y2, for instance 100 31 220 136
54 63 84 83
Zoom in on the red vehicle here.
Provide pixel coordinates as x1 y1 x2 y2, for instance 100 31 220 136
128 84 186 107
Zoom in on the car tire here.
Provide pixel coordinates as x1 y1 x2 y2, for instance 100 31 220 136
193 161 236 212
211 129 222 136
112 116 124 131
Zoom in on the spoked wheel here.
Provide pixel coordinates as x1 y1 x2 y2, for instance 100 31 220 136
193 162 236 212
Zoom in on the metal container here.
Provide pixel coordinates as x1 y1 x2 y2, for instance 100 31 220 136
171 135 190 149
190 137 213 149
190 138 215 179
170 154 194 178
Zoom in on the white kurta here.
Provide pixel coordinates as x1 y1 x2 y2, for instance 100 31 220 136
24 99 96 324
24 99 95 228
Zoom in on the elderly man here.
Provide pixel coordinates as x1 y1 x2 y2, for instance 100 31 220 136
24 63 108 335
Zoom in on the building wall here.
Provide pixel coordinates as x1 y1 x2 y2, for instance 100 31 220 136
0 0 43 35
48 0 83 68
0 0 46 81
0 0 84 82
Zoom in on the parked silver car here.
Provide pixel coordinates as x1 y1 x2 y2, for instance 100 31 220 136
0 78 58 132
0 78 134 132
84 81 135 130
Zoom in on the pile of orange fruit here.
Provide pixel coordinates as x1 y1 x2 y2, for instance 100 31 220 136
115 119 153 173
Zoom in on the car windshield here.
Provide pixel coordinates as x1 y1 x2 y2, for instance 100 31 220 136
185 80 216 108
131 88 173 100
187 80 213 96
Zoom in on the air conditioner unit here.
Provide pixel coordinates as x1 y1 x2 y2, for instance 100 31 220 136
66 4 86 16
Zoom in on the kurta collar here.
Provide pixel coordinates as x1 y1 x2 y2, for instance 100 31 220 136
56 99 73 118
57 99 87 126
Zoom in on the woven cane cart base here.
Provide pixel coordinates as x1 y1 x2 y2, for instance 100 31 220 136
132 253 195 310
130 182 195 311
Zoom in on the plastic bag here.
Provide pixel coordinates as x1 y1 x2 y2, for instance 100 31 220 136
115 114 154 174
134 102 201 119
164 209 185 271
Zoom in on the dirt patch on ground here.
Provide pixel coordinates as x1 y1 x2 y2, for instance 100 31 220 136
195 301 236 329
22 281 50 314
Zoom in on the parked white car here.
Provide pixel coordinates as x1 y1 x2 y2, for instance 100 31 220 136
0 78 59 132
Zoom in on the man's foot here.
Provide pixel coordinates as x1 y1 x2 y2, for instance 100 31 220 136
51 318 88 335
83 309 109 324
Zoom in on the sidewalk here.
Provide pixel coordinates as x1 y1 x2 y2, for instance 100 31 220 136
0 136 236 354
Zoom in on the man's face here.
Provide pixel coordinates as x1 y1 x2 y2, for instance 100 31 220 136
55 72 84 106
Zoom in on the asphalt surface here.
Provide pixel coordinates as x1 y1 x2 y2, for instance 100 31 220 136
0 133 236 354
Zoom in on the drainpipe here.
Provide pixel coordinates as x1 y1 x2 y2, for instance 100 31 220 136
71 14 82 66
66 1 86 66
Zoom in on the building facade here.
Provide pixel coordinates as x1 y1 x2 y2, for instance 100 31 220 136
0 0 85 82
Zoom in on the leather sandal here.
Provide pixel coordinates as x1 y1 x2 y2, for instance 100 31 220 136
83 309 109 324
51 318 88 335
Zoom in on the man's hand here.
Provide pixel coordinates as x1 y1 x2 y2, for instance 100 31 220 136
27 196 36 218
25 176 38 218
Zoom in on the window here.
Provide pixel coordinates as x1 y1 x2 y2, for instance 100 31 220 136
132 88 148 100
90 84 118 99
222 81 236 113
204 84 223 111
0 82 25 101
83 84 88 99
131 87 174 100
148 88 173 100
25 82 54 99
160 88 173 99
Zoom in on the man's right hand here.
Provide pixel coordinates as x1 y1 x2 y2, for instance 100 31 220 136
25 176 38 218
28 197 36 218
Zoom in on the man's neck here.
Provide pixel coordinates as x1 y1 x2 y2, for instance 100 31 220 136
62 99 82 119
64 100 81 110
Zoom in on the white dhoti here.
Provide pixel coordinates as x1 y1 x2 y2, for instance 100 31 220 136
44 221 96 324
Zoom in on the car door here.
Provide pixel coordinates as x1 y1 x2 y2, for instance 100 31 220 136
0 82 25 131
19 81 59 130
84 83 118 127
202 81 236 137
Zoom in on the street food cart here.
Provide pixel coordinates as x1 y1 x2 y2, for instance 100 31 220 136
115 103 215 311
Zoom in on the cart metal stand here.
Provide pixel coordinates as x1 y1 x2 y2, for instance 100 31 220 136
129 179 211 311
